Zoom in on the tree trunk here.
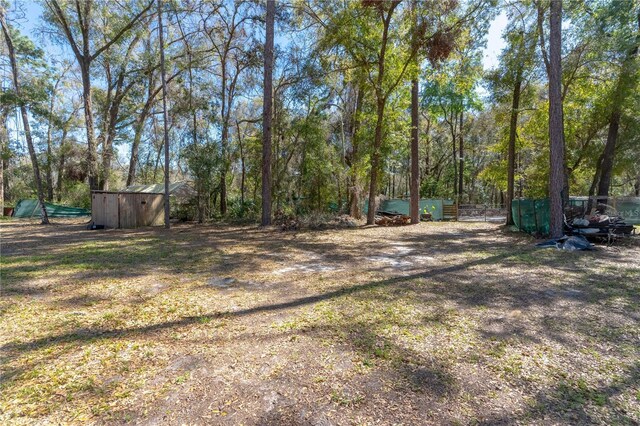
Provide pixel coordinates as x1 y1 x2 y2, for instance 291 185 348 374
367 97 386 225
127 123 142 186
219 121 229 215
349 85 364 219
261 0 275 226
586 151 604 214
127 119 145 186
548 0 565 238
366 8 395 226
158 0 170 229
236 120 246 205
458 110 464 202
56 137 68 202
0 109 6 214
79 62 99 191
506 70 522 225
127 75 156 186
596 110 620 204
448 111 457 199
45 78 63 201
409 0 419 224
100 97 120 191
422 116 431 189
391 165 395 198
1 11 49 223
219 59 228 216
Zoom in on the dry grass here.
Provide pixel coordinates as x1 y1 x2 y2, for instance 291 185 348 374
1 219 639 425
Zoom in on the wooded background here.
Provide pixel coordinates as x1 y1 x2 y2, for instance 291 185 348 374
1 0 638 228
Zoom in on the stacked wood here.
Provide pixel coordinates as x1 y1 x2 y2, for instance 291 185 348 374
375 211 411 226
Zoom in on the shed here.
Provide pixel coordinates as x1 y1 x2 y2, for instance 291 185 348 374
91 191 164 229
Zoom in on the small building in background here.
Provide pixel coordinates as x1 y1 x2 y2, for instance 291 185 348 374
91 181 195 229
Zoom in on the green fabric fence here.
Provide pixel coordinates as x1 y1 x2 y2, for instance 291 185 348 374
511 199 550 235
12 199 90 218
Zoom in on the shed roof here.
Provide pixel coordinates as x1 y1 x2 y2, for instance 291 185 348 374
122 181 196 200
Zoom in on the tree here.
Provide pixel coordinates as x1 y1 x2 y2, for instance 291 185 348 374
157 0 170 229
364 0 402 226
505 59 523 225
409 0 419 224
97 33 144 190
494 6 538 225
1 8 49 224
595 8 639 204
546 0 566 238
202 2 257 216
423 40 483 202
261 0 275 226
44 0 153 191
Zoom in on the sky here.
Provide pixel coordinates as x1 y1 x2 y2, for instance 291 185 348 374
483 11 508 70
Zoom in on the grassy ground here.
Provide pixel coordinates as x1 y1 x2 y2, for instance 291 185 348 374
1 219 639 425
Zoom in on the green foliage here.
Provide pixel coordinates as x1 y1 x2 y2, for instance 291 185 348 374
4 0 639 218
183 142 222 220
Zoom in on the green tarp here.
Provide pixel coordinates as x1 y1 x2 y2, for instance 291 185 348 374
511 199 550 235
364 199 453 221
12 199 90 218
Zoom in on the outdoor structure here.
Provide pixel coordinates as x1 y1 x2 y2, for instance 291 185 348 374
364 198 459 221
91 191 164 229
91 181 196 228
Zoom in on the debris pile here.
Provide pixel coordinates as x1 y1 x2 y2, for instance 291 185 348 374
375 211 411 226
330 215 358 228
564 204 636 242
537 235 594 251
274 211 300 231
305 214 359 229
275 212 360 231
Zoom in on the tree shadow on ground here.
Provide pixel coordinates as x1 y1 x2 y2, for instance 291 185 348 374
2 221 638 424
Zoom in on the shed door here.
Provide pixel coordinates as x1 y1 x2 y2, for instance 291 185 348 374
91 193 119 228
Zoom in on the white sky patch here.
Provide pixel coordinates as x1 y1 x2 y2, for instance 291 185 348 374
482 11 508 71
